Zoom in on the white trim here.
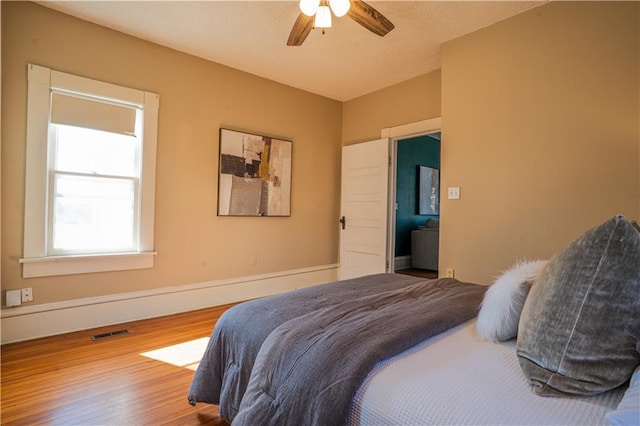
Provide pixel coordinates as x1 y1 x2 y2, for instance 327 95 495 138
381 117 442 140
50 69 144 106
387 138 398 272
0 264 339 344
19 252 157 278
22 64 159 277
139 92 159 252
394 255 412 270
381 117 442 273
24 64 51 258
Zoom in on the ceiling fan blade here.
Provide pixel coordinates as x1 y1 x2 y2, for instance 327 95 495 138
287 13 314 46
348 0 394 37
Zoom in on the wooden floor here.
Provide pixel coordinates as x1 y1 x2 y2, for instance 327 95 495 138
1 305 235 425
395 267 438 279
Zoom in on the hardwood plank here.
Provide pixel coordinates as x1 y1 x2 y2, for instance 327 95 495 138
395 267 438 279
1 305 235 425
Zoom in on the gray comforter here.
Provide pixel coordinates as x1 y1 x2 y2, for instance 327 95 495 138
188 273 485 425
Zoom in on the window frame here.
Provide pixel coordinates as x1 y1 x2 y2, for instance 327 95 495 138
20 64 159 278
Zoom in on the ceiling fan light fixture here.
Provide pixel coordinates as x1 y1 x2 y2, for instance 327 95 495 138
329 0 350 18
288 0 393 46
315 5 332 28
299 0 320 17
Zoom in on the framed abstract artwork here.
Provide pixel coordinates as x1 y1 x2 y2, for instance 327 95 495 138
217 128 292 216
418 165 439 215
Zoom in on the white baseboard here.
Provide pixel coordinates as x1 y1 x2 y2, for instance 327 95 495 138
0 264 339 344
394 255 412 270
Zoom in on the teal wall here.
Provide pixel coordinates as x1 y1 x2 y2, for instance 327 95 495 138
395 135 440 257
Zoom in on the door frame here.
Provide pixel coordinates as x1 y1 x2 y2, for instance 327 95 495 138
381 117 442 272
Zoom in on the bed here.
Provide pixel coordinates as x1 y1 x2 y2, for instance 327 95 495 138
188 215 640 425
347 320 625 425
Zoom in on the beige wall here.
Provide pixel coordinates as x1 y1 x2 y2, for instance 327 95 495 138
439 1 639 283
342 70 441 145
1 0 3 288
342 2 639 284
1 2 342 305
2 1 639 309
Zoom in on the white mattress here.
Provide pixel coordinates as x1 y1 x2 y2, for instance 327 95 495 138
347 320 625 426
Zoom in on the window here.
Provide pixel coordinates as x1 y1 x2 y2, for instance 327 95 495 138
20 64 159 278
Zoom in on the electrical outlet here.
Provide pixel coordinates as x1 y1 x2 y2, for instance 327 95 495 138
446 268 455 278
250 255 257 265
21 287 33 302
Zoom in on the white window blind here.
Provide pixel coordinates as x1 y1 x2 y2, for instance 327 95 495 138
50 91 139 136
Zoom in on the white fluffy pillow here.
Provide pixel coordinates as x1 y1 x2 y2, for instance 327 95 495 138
476 260 547 342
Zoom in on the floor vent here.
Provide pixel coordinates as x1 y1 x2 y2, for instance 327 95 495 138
91 329 130 341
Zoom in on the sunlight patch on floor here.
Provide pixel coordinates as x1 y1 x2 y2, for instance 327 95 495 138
140 337 210 371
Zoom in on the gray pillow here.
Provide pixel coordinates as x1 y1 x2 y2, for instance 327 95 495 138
517 214 640 397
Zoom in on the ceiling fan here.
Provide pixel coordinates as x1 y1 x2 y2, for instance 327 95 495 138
287 0 394 46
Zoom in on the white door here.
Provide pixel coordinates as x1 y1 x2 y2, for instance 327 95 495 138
339 138 390 280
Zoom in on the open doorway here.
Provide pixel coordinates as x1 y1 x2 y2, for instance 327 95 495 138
391 132 441 277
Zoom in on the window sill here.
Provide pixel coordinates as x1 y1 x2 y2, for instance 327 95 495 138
19 252 157 278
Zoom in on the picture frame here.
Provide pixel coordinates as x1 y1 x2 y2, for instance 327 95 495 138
217 128 292 217
418 165 439 215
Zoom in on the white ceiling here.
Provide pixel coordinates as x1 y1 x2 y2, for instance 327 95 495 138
38 1 545 101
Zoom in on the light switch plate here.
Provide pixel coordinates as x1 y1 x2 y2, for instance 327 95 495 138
448 187 461 200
